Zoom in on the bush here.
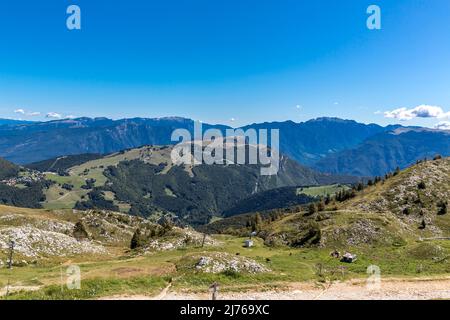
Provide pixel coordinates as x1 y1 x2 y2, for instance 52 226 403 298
159 216 174 232
130 228 146 249
317 201 325 212
419 219 426 230
307 203 317 216
437 201 447 215
74 189 119 211
290 222 321 247
62 183 74 191
221 268 240 278
73 221 89 240
81 178 96 189
417 181 426 190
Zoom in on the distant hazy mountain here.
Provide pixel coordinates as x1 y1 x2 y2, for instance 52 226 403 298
0 116 393 165
0 117 229 164
1 116 449 177
314 128 450 176
242 117 398 166
0 119 35 126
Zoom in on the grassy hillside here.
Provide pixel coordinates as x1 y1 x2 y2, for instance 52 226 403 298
211 157 450 245
37 145 358 225
223 184 349 217
1 202 449 300
343 157 450 237
0 159 449 299
25 154 103 173
41 146 178 212
223 187 315 217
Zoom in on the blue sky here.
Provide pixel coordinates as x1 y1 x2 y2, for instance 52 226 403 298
1 0 450 128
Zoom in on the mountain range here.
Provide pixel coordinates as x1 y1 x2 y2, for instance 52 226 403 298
314 127 450 176
0 145 355 225
0 116 449 176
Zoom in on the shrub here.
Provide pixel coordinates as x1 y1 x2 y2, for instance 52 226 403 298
419 219 426 230
73 221 89 240
221 268 240 278
307 203 317 215
159 216 174 232
437 201 447 215
317 201 325 212
130 228 145 249
62 183 74 191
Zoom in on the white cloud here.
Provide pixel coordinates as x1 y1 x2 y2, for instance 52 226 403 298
14 109 25 114
435 121 450 131
65 115 76 119
384 105 450 121
230 117 236 122
13 109 42 117
46 112 62 119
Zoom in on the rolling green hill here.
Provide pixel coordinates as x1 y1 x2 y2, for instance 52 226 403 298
1 158 449 299
222 187 315 217
206 157 450 248
343 156 450 236
222 184 349 217
2 202 450 300
25 154 103 173
38 145 358 225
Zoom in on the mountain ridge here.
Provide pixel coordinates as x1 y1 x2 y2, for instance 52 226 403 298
315 129 450 176
0 116 396 165
1 116 449 179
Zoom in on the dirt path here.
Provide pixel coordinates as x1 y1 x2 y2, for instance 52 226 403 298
56 191 73 201
100 277 450 300
99 283 172 301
